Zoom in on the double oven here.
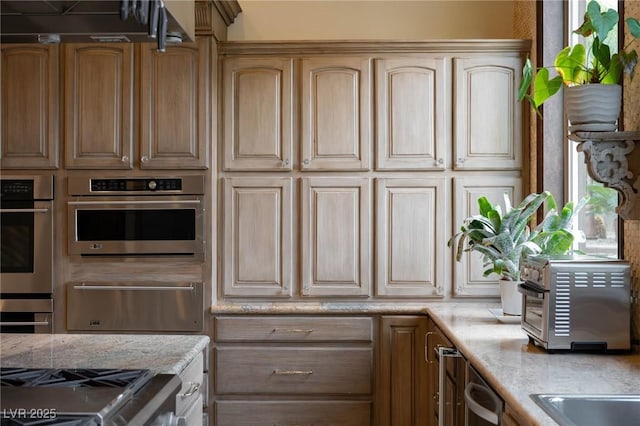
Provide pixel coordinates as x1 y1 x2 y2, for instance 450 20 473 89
0 175 54 333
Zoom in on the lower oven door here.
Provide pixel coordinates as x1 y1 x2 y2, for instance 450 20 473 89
67 281 203 332
0 299 53 333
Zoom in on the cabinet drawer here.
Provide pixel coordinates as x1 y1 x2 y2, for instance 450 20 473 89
176 351 203 415
215 316 373 342
215 347 372 394
215 401 371 426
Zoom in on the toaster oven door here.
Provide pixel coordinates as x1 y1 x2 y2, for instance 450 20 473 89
519 282 547 343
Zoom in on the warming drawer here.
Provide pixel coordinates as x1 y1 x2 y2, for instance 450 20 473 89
67 281 203 332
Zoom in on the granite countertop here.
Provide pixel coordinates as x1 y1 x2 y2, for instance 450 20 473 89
425 303 640 426
0 334 210 375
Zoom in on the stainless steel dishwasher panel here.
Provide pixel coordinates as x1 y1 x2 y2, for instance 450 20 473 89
67 281 203 332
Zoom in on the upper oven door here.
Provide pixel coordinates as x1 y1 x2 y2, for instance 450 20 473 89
67 196 204 257
0 200 53 293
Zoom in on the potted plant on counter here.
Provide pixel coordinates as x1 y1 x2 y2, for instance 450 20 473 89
518 1 640 132
448 192 584 315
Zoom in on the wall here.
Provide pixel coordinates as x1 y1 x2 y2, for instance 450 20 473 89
228 0 516 40
623 0 640 342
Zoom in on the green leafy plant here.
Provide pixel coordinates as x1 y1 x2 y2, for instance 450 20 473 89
448 192 584 281
518 1 640 114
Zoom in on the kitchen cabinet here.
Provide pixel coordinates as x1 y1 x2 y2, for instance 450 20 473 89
453 55 524 170
301 56 372 171
138 38 210 169
452 175 523 297
301 177 372 297
63 43 134 169
375 178 446 297
376 316 429 426
222 57 294 171
222 177 293 298
375 57 449 170
64 38 210 170
425 318 464 426
213 315 373 426
1 44 59 169
176 348 207 426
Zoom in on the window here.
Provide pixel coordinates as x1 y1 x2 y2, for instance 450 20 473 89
566 0 620 257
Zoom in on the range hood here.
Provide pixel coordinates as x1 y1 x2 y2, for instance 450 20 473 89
0 0 194 46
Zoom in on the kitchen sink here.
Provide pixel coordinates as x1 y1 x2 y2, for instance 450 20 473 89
531 394 640 426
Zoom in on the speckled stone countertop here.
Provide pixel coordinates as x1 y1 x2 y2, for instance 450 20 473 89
426 303 640 426
0 334 210 375
212 301 640 425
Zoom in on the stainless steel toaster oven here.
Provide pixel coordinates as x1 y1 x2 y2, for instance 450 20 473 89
519 254 631 352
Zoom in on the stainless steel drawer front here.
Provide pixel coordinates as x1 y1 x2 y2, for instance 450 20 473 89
67 282 203 332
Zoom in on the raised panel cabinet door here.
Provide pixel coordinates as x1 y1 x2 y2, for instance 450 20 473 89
301 177 371 296
375 57 449 170
222 57 293 171
139 38 210 169
301 57 371 171
452 176 522 297
453 56 523 170
377 316 429 426
64 44 134 169
223 177 293 298
1 44 59 169
376 178 446 297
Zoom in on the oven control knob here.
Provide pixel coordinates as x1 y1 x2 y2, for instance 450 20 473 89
148 180 157 191
531 269 540 282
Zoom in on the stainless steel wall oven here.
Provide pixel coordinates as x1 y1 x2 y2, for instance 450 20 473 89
0 175 54 333
67 176 205 258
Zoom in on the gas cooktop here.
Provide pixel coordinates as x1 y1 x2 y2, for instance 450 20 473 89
0 368 181 425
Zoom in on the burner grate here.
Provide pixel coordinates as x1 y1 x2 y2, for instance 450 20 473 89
1 416 99 426
0 368 152 391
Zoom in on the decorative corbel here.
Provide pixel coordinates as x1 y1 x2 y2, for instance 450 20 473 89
569 131 640 220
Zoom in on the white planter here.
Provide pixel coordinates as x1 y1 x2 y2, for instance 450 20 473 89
565 84 622 133
499 278 522 316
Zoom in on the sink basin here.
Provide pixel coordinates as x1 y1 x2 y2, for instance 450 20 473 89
531 394 640 426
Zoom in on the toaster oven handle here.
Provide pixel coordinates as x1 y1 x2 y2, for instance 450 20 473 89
518 282 546 299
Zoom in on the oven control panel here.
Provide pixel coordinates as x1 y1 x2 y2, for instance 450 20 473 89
91 178 182 192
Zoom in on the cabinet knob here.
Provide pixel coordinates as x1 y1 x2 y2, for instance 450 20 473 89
434 158 444 166
303 158 309 165
141 156 148 163
121 155 129 163
282 159 290 167
457 157 465 164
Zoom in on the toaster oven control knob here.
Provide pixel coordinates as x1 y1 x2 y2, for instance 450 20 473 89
148 180 157 191
531 269 540 282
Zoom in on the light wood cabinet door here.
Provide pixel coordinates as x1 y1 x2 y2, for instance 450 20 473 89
64 43 134 169
1 44 59 169
375 57 449 170
301 57 371 171
452 176 522 297
223 177 293 298
376 178 446 297
139 38 210 169
222 57 293 171
377 316 429 426
453 56 523 170
301 177 371 297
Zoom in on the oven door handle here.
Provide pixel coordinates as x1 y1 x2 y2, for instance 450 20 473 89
73 284 196 291
518 282 547 298
0 321 50 326
0 208 49 213
67 200 201 206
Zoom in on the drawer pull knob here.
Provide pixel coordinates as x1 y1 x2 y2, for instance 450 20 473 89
177 382 200 398
272 328 314 333
273 369 313 376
